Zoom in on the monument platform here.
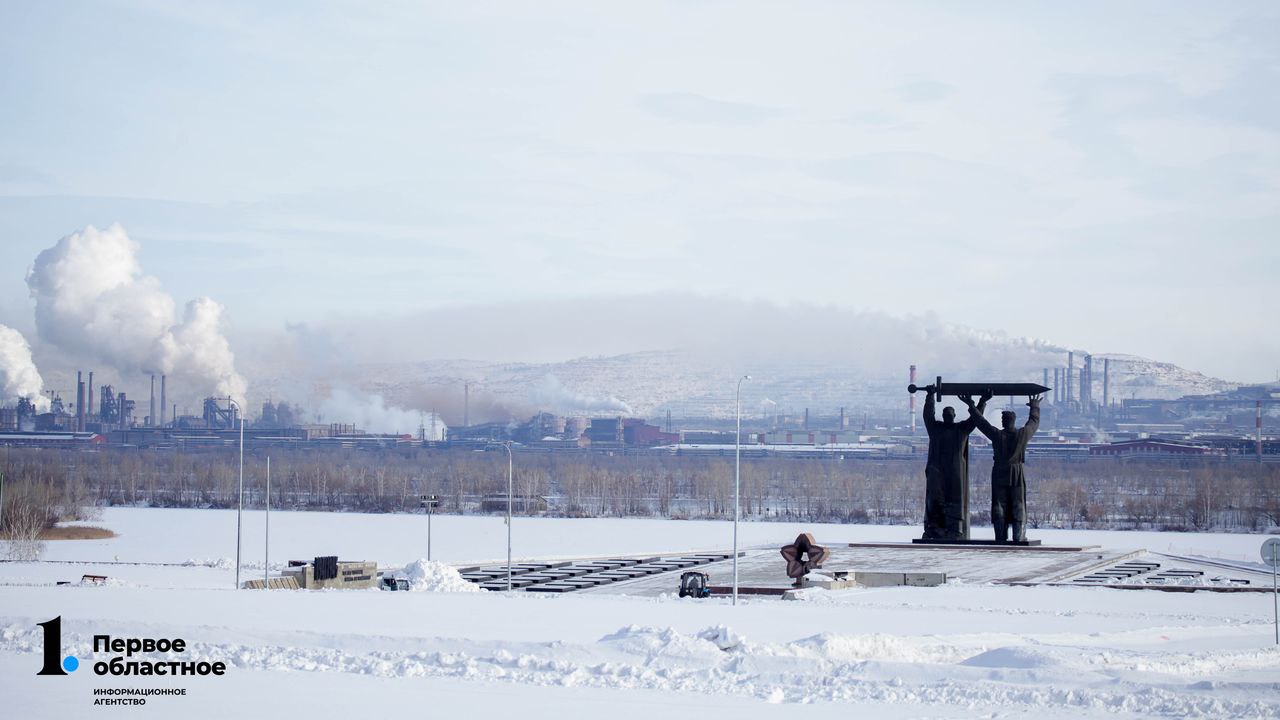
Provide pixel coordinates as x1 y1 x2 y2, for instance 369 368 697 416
912 538 1042 547
578 543 1127 596
859 541 1099 552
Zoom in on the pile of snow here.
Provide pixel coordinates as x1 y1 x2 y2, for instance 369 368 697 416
398 559 480 593
697 625 746 652
961 646 1062 669
182 558 234 569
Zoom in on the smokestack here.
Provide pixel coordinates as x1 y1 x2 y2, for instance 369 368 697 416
149 374 156 427
804 407 809 430
1066 352 1074 403
909 364 918 434
1103 358 1110 411
87 371 94 423
1053 368 1060 404
160 375 166 427
1081 354 1093 411
76 371 85 432
840 406 846 430
1258 400 1264 463
118 391 128 426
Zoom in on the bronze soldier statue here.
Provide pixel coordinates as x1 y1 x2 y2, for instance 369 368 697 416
921 391 987 540
965 394 1041 543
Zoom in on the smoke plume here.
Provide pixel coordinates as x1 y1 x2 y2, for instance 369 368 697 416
530 374 632 415
25 224 247 401
315 386 445 437
0 325 49 410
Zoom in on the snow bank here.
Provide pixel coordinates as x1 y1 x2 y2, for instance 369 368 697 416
182 558 234 569
8 622 1269 717
961 646 1061 669
398 560 480 593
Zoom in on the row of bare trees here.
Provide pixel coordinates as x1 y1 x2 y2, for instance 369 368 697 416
3 447 1278 544
1 451 100 559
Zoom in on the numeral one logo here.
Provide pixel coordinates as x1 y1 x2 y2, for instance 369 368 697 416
37 616 76 676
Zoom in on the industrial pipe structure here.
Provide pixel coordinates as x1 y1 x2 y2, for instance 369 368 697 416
733 374 751 606
1259 401 1264 463
909 365 917 434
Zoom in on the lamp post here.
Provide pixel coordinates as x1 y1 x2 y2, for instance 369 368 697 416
498 442 513 591
419 488 440 561
733 374 751 606
264 456 270 585
229 398 245 590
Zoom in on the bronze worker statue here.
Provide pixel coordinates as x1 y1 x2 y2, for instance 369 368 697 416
920 391 987 540
909 377 1049 546
965 394 1041 543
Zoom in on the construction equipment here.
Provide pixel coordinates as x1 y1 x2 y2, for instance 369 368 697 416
678 571 711 598
380 575 411 591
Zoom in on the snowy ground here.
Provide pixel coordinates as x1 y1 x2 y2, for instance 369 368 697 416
2 508 1278 718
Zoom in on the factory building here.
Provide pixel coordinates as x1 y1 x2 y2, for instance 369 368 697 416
1089 439 1217 457
0 432 106 449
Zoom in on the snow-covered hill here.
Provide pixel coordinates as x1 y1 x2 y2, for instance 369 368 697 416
256 349 1235 424
1092 354 1235 402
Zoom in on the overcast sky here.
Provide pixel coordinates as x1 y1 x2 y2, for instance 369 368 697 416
0 1 1276 382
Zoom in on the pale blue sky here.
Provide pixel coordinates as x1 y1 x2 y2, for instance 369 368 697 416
0 1 1276 381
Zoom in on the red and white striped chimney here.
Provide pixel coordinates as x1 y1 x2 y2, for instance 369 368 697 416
909 364 918 434
1258 400 1264 462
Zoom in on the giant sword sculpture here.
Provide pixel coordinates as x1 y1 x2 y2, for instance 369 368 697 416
908 376 1050 403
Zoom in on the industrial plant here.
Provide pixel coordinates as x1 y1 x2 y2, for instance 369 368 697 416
0 358 1275 462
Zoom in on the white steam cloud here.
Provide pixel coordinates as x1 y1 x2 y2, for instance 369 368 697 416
530 374 632 415
0 325 49 410
316 386 446 438
25 224 247 401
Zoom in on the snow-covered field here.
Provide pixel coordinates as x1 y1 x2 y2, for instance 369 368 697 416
2 508 1278 718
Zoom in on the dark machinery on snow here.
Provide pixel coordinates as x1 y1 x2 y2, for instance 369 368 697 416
678 571 711 598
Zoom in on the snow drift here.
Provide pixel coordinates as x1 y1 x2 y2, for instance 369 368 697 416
398 559 480 593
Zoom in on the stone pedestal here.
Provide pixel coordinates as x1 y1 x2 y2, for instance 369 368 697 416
912 538 1041 546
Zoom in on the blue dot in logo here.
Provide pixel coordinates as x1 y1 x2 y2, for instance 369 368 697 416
62 656 79 672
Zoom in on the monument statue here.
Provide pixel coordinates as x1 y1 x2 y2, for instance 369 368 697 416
909 376 1050 545
920 391 987 540
965 395 1041 543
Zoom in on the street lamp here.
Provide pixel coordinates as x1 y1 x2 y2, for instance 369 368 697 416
228 398 245 590
264 456 270 585
419 487 440 561
733 374 751 606
498 442 513 590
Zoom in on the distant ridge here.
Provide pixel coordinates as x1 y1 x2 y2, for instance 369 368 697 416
250 349 1234 424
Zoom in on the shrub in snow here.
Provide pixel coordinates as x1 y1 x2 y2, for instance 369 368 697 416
398 559 480 593
3 538 44 562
